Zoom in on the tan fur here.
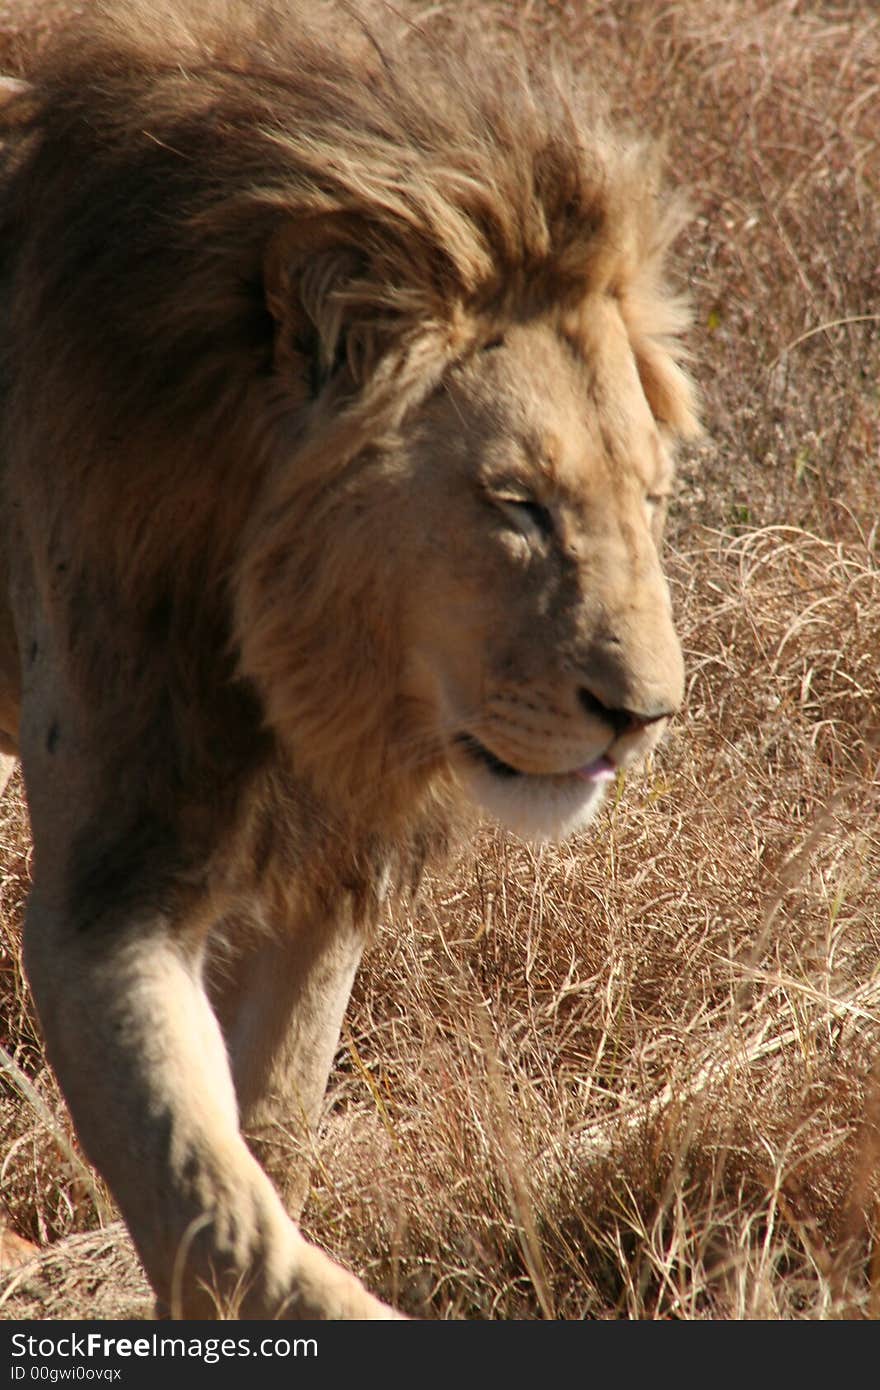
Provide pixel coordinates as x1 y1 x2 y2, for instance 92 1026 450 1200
0 0 698 1318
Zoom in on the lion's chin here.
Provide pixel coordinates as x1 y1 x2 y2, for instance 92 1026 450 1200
453 738 616 844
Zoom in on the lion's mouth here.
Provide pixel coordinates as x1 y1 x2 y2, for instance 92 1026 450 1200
456 734 617 785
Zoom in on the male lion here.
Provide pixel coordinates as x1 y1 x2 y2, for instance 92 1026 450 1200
0 0 698 1318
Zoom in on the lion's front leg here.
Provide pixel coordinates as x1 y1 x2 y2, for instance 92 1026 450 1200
22 890 393 1319
210 914 364 1218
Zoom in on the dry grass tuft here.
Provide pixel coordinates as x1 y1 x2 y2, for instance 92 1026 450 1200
1 0 878 1319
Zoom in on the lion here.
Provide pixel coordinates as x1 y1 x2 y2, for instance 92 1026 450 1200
0 0 698 1318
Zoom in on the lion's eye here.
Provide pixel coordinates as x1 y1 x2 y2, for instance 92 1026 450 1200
494 493 554 540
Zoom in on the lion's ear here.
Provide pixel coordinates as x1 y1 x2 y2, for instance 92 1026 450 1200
264 221 364 397
634 337 701 439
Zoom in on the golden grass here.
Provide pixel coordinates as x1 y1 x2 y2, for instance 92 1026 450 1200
1 0 878 1318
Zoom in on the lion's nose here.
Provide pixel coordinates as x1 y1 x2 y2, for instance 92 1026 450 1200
578 685 674 736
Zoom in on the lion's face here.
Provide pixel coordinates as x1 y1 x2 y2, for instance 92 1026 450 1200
393 300 684 842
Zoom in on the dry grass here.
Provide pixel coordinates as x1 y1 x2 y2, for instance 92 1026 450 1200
1 0 878 1319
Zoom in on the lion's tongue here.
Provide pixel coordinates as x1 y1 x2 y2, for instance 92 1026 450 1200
574 755 617 783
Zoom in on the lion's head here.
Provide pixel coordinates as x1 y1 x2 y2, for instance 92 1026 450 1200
226 25 699 843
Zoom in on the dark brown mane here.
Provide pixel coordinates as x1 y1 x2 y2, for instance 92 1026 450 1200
0 0 695 462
